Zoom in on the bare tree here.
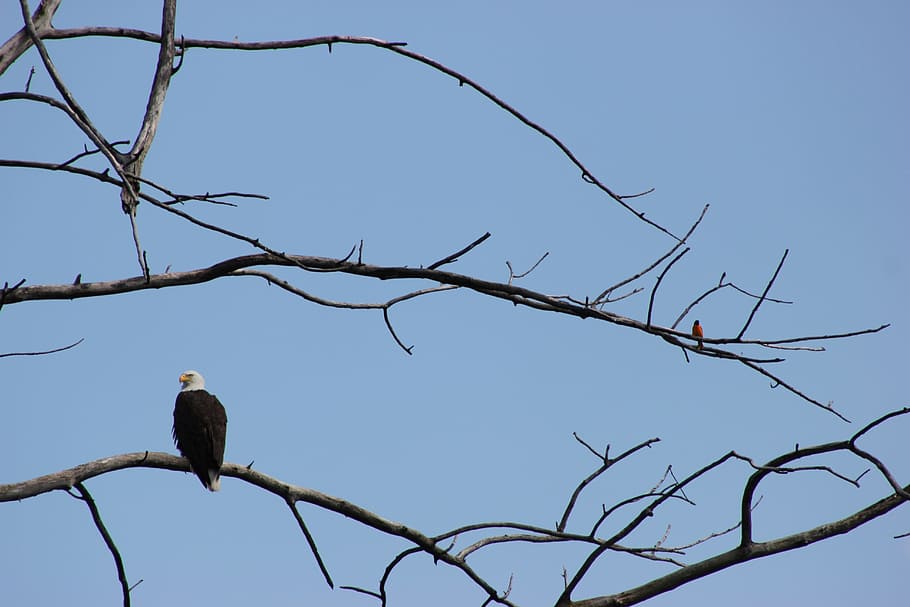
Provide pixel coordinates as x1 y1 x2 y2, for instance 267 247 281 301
1 2 905 606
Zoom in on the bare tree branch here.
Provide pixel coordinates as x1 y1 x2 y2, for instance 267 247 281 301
16 1 146 276
2 10 901 605
0 277 26 312
428 232 492 270
646 248 689 328
57 140 130 168
0 337 84 358
0 0 61 75
594 203 709 305
563 488 906 607
69 482 133 607
28 27 676 237
737 358 850 423
737 249 789 340
118 0 176 216
4 405 906 607
286 498 334 589
0 244 878 420
506 251 549 284
558 436 660 533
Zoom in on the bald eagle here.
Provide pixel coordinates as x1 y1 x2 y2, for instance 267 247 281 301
173 370 228 491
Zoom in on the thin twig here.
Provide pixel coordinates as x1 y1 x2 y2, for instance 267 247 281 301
71 482 132 607
646 248 689 327
127 212 148 281
0 337 84 358
17 1 144 276
738 358 850 423
596 204 708 305
340 586 382 599
507 252 549 285
24 65 35 90
0 278 26 312
286 499 334 588
57 140 130 168
562 451 740 603
37 28 679 239
428 232 491 270
383 307 413 354
561 436 659 534
737 249 789 340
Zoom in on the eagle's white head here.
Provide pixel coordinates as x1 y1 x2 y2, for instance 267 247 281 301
179 370 206 392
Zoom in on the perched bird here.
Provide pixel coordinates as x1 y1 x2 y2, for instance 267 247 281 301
173 370 228 491
692 320 704 350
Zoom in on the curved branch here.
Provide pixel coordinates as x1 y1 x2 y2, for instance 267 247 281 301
0 452 515 607
0 337 84 358
595 203 708 305
737 249 788 340
560 409 910 607
646 248 689 327
35 27 676 237
558 437 660 533
0 247 873 419
564 487 907 607
15 4 129 186
0 154 883 417
4 404 907 607
286 499 334 589
70 482 132 607
14 2 145 274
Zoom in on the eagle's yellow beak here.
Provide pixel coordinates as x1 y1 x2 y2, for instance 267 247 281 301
179 373 189 383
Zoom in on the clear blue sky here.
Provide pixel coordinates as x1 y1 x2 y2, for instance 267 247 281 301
2 2 908 606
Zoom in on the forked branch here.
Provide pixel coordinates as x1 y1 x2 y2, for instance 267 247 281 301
3 409 906 607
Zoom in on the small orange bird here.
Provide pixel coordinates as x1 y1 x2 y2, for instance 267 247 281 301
692 320 704 350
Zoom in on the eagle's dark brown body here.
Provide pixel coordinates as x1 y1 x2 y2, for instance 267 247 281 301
173 388 228 491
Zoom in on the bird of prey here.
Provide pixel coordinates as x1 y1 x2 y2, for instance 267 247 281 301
172 370 228 491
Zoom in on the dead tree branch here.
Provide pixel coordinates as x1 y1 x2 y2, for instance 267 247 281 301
557 408 910 607
0 337 84 358
507 252 549 284
16 0 146 276
0 0 61 75
594 203 709 306
286 499 334 589
428 232 492 270
8 26 675 237
646 248 689 328
737 249 789 340
0 245 884 419
558 436 660 533
3 407 906 607
69 482 133 607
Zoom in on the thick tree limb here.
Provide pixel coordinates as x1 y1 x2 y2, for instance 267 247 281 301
3 410 907 607
557 408 910 607
0 0 61 75
0 248 883 419
562 487 906 607
0 452 516 607
118 0 176 217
